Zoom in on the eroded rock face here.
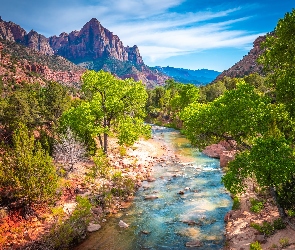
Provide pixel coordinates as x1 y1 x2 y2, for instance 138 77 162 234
215 35 267 81
202 140 237 168
0 17 167 87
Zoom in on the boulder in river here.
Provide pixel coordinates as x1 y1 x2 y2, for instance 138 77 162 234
185 240 202 247
118 220 129 228
144 195 159 200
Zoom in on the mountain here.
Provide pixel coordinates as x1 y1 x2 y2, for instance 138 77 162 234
0 39 84 88
214 35 266 81
0 17 168 87
152 66 220 85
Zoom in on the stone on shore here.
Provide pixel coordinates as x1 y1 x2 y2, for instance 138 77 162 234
87 223 101 232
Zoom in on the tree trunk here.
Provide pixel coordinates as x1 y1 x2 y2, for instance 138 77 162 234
103 117 108 154
98 134 103 151
103 132 108 154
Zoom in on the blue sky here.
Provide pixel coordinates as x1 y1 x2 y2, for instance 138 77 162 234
1 0 294 71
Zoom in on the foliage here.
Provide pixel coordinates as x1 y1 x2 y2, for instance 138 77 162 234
279 238 289 248
250 198 264 213
48 196 92 249
181 80 270 149
273 218 286 230
232 197 241 210
250 241 262 250
90 150 111 178
259 9 295 116
62 70 150 154
0 124 58 205
146 79 199 128
251 221 274 236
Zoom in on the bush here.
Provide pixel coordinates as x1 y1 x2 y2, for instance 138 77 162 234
0 124 58 205
250 241 262 250
47 196 92 249
251 221 274 236
273 218 286 230
232 197 241 210
250 198 264 213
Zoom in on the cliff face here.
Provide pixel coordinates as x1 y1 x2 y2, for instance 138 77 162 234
0 17 54 56
0 40 84 87
215 35 266 81
0 17 168 87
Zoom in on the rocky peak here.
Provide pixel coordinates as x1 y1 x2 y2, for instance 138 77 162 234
26 30 54 55
215 35 266 81
0 19 26 43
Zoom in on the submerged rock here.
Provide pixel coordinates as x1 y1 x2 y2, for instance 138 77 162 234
185 240 202 247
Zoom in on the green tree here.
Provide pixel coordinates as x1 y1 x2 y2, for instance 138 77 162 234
258 9 295 116
62 70 150 154
0 124 58 205
181 80 270 149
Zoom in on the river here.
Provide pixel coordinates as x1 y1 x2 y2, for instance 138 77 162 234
76 126 232 249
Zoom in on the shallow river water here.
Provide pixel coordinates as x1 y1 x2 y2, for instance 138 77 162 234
76 126 232 250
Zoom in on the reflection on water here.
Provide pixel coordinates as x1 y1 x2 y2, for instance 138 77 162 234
76 126 232 250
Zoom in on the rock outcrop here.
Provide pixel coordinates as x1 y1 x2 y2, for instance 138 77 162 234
215 35 267 81
202 140 237 168
0 40 84 87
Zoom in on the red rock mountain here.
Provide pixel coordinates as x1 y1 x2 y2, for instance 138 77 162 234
215 35 266 81
0 17 167 87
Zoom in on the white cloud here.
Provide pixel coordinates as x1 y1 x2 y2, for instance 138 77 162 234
2 0 263 65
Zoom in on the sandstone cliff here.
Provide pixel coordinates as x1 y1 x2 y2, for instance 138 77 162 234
215 35 266 81
0 39 84 87
0 17 167 87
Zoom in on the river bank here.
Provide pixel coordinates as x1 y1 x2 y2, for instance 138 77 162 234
203 142 295 250
0 132 173 249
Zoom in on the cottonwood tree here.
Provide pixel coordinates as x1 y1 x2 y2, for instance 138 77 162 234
53 128 87 171
181 78 295 228
61 70 150 154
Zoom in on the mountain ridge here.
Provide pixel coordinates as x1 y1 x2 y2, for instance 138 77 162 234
0 17 169 87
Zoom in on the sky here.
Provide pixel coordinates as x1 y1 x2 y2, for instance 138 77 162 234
1 0 294 72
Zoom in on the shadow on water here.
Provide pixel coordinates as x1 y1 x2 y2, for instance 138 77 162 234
76 126 232 250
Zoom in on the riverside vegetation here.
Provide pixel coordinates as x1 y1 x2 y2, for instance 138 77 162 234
0 8 295 250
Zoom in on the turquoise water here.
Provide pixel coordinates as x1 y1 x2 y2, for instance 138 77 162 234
76 126 232 250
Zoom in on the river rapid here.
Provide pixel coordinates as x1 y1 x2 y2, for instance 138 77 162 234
76 126 232 250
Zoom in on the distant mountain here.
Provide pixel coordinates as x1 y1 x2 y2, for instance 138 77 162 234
151 66 220 85
0 17 168 87
214 35 266 82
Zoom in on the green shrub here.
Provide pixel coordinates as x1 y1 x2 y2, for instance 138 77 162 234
251 221 274 236
48 196 92 249
273 218 286 230
0 124 58 205
279 238 289 248
250 241 262 250
232 197 241 210
287 209 295 217
250 198 264 213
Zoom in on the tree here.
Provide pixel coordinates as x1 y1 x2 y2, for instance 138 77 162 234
258 9 295 116
181 77 295 227
181 80 270 149
62 70 150 154
53 128 87 172
0 124 58 205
